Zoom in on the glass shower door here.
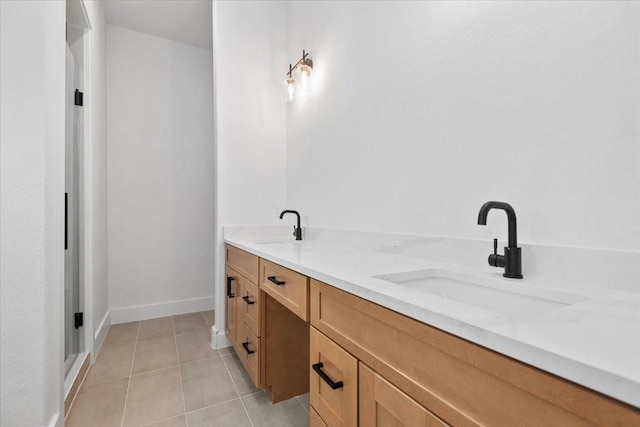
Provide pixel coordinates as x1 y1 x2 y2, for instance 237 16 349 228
64 43 81 375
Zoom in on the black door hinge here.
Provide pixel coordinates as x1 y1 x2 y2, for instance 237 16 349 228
74 312 84 329
74 89 83 106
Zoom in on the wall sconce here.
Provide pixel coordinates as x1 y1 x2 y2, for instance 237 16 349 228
283 50 313 102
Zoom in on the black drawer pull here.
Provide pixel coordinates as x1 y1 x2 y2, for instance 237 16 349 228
226 276 235 298
242 295 255 305
312 362 343 390
242 341 255 355
268 276 285 286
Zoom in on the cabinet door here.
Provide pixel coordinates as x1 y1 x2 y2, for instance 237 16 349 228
241 279 261 337
225 266 240 349
359 363 448 427
310 327 357 427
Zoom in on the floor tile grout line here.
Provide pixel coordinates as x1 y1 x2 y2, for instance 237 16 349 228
200 311 208 328
120 321 141 427
183 396 241 416
221 353 255 427
296 395 310 415
174 316 190 427
177 353 222 369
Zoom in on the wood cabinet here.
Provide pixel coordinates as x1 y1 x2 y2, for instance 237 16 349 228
310 279 640 427
224 245 309 403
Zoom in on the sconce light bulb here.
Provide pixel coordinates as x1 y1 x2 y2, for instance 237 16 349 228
284 77 296 102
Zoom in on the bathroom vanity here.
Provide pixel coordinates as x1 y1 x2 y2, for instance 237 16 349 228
223 229 640 426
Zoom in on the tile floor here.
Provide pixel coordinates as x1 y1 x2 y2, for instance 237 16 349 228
66 311 310 427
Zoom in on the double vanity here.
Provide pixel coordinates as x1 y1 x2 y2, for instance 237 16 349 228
223 225 640 426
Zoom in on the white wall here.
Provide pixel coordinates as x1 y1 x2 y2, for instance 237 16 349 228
0 1 66 426
84 0 110 352
286 1 640 252
212 0 287 342
107 25 215 321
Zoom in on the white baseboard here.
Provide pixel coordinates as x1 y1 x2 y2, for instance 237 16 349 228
211 324 232 349
110 296 215 324
93 311 111 360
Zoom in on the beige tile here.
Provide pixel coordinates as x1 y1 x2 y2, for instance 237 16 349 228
66 377 128 427
297 393 310 413
187 399 252 427
174 312 209 335
139 316 175 341
143 415 187 427
84 341 135 385
176 330 219 364
133 335 178 374
180 357 238 412
202 310 215 327
243 391 310 427
123 366 184 427
223 353 260 396
103 321 139 347
219 345 235 355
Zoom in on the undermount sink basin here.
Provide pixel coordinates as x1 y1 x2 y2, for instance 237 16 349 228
375 269 586 322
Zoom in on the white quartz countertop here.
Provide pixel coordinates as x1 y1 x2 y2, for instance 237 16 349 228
224 227 640 408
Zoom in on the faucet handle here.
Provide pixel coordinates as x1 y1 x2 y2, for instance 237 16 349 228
489 238 506 268
293 225 297 237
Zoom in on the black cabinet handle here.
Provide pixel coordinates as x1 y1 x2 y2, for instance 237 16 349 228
242 295 255 305
312 362 343 390
242 341 255 355
226 276 235 298
268 276 285 286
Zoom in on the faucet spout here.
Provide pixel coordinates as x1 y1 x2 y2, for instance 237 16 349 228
279 210 302 240
477 201 518 248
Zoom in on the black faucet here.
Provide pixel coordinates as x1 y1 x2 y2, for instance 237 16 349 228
280 210 302 240
477 201 523 279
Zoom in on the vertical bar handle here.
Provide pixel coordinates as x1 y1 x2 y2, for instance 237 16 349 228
64 193 68 250
226 276 235 298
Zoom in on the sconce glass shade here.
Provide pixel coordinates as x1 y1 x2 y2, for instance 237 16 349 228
283 77 297 102
299 64 312 79
298 64 312 93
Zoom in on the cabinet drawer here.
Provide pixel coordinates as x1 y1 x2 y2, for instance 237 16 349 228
260 259 309 321
310 327 357 427
237 321 261 388
311 408 329 427
360 363 448 427
226 245 259 283
241 279 261 337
